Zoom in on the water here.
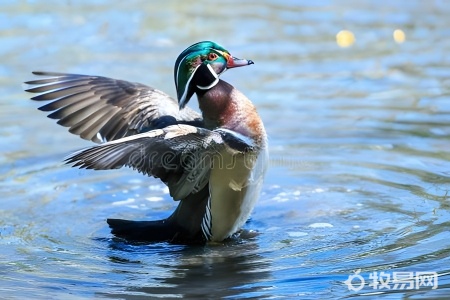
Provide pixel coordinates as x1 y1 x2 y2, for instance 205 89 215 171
1 0 450 298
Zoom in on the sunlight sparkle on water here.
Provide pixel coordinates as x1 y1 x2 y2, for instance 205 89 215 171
393 29 406 43
336 30 355 47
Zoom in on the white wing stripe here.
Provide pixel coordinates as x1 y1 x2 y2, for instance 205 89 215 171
216 128 255 148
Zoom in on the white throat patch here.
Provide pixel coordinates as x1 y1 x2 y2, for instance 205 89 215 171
196 63 219 90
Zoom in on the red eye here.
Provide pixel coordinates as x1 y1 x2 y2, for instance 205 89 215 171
208 53 218 60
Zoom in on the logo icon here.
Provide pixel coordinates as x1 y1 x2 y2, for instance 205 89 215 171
344 269 365 292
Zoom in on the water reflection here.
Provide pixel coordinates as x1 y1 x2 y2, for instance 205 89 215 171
103 237 272 298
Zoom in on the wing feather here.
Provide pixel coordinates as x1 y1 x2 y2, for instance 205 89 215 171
25 72 203 143
65 125 226 200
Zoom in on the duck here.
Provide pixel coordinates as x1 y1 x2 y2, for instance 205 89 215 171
25 41 268 244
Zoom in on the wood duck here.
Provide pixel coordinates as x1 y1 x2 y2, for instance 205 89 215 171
25 41 268 244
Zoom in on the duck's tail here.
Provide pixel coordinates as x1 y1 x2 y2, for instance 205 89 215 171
106 217 206 244
107 185 210 244
107 218 178 242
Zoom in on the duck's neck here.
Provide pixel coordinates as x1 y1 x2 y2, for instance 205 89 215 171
196 80 265 142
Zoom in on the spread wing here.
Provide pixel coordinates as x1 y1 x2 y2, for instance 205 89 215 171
25 72 203 143
64 124 230 201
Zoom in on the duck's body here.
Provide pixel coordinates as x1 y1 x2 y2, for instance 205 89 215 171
199 79 267 241
208 143 267 240
26 41 268 244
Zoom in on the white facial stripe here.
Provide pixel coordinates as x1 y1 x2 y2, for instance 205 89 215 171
176 46 215 87
179 64 201 108
175 46 202 89
196 63 219 90
176 46 220 87
177 46 225 104
215 49 225 56
175 54 188 89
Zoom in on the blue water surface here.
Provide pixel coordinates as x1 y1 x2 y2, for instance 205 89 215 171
1 1 449 299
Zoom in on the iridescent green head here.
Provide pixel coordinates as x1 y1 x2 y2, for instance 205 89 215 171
174 41 254 109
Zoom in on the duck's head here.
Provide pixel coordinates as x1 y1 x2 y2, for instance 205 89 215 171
174 41 253 109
